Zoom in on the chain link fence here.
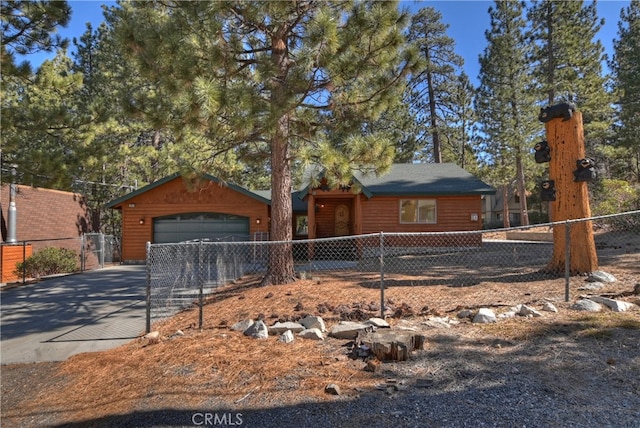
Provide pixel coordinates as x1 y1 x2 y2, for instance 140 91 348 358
145 210 640 331
1 233 118 285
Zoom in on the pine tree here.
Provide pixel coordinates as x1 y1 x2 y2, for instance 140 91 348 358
406 6 463 163
113 1 415 285
0 0 71 77
610 0 640 184
440 72 478 171
1 52 89 189
476 0 537 227
527 0 613 152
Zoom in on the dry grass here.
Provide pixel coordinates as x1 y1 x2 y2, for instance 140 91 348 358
2 258 639 427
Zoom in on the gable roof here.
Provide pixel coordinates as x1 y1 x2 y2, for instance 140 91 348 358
105 172 271 209
253 190 308 212
299 163 495 199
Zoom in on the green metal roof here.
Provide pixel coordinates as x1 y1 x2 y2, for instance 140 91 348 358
299 163 495 198
355 163 496 196
106 164 495 210
105 172 271 209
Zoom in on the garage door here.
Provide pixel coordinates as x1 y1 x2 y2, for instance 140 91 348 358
153 213 250 243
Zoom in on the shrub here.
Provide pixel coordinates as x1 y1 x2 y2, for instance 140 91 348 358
15 247 79 279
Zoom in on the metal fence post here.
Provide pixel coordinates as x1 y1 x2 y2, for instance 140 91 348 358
146 241 151 334
564 221 571 302
22 241 27 284
80 234 85 272
199 241 204 330
380 232 385 319
100 233 105 268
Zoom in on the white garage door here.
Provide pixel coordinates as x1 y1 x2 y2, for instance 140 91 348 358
153 213 250 243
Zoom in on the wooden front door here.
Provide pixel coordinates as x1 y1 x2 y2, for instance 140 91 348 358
334 204 350 236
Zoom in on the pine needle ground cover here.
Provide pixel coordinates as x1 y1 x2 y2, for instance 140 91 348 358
2 246 639 427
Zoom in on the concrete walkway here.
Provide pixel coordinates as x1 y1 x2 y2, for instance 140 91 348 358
1 265 146 364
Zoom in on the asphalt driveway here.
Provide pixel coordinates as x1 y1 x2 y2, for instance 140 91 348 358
1 265 146 364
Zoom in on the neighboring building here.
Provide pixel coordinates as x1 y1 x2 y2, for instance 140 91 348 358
1 184 94 243
1 185 96 283
107 164 495 263
482 186 534 227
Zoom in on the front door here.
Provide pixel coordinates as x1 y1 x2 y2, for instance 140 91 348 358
334 204 350 236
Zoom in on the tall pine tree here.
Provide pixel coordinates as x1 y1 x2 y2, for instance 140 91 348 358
527 0 613 152
406 6 463 163
610 0 640 184
113 1 416 285
476 0 537 227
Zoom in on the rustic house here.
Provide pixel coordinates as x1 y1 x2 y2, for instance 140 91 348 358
107 164 495 263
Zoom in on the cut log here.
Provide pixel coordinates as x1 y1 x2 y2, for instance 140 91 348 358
357 330 426 361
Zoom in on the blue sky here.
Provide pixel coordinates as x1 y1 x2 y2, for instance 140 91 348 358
25 0 630 84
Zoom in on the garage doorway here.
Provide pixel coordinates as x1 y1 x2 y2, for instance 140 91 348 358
153 213 250 243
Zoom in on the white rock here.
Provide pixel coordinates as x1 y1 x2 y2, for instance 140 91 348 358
395 326 418 332
473 308 497 323
542 302 558 313
498 311 516 319
570 299 602 312
421 317 452 329
244 320 268 339
329 322 370 339
518 304 543 317
231 319 254 332
578 282 605 291
144 331 160 342
586 271 617 283
300 315 327 332
299 328 324 340
279 330 295 343
587 296 636 312
269 321 305 335
365 317 390 328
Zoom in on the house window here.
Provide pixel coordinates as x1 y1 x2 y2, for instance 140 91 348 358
400 199 437 224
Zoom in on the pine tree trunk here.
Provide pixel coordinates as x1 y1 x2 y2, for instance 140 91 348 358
502 185 510 228
261 32 296 286
545 111 598 274
515 154 530 226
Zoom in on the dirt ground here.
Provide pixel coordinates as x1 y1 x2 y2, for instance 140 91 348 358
2 255 639 427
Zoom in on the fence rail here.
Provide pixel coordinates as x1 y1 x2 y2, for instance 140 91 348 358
145 211 640 332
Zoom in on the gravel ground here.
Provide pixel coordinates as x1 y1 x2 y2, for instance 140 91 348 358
3 316 640 428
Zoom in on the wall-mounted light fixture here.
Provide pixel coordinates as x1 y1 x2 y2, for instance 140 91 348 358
470 213 479 222
139 218 145 225
256 218 261 225
129 203 136 208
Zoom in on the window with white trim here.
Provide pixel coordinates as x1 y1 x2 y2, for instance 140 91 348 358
400 199 437 224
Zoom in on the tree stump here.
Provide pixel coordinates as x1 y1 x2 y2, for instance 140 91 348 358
357 330 426 361
545 111 598 274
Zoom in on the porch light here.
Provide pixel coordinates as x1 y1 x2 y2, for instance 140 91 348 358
256 218 261 224
470 213 479 221
139 218 145 225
